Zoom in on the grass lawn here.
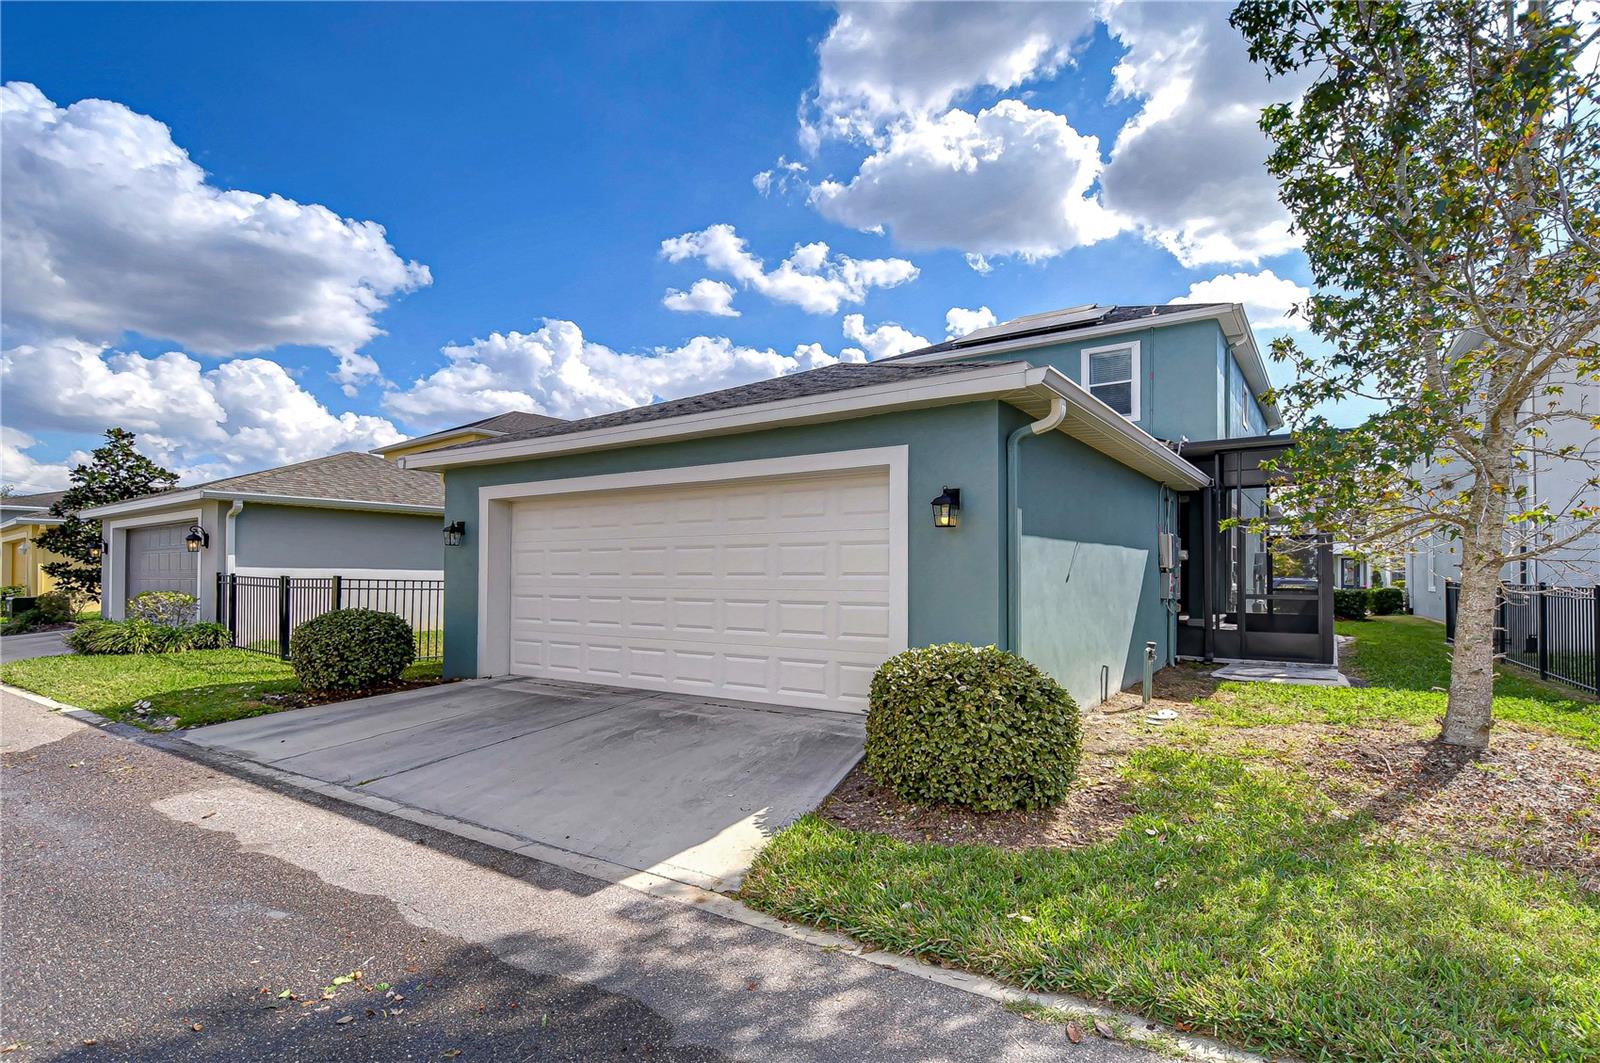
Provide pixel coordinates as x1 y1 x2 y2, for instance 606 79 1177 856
742 617 1600 1063
0 649 443 730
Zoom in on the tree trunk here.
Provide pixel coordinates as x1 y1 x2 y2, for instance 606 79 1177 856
1442 561 1497 748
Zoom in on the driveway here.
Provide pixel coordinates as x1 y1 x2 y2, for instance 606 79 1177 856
0 628 72 662
183 677 864 890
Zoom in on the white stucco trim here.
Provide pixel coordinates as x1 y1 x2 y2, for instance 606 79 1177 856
1080 340 1141 423
473 446 911 679
83 490 443 521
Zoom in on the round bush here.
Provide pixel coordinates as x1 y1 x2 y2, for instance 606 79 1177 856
290 608 415 691
865 643 1081 812
1369 586 1405 616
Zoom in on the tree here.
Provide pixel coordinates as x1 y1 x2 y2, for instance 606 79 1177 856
1229 1 1600 748
36 428 179 604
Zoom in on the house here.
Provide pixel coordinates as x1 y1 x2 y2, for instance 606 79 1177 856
399 302 1324 711
1 490 69 596
1407 358 1600 622
370 410 566 462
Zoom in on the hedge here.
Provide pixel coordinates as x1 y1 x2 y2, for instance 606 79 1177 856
290 608 415 692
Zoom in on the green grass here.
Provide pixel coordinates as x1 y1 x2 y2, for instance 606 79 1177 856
0 649 442 729
1209 616 1600 749
743 617 1600 1062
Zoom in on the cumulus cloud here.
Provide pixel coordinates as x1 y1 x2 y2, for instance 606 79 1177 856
0 427 74 493
0 82 429 381
945 305 998 339
841 314 929 360
660 223 918 315
811 2 1095 138
810 101 1124 260
1173 269 1310 330
1097 5 1309 266
662 278 740 317
385 320 847 426
0 338 405 482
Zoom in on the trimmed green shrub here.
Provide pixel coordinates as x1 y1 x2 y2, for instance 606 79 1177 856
865 643 1081 812
1334 587 1370 620
2 609 42 636
290 608 415 692
1369 586 1405 616
128 590 199 626
66 618 232 655
34 590 75 623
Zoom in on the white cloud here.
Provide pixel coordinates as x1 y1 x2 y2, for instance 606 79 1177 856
945 306 998 339
660 223 918 315
1097 5 1309 266
810 101 1125 260
753 156 808 197
841 314 929 360
1173 269 1310 330
662 278 740 317
385 320 846 426
0 427 73 493
0 338 405 482
0 82 429 381
812 2 1095 137
964 253 995 275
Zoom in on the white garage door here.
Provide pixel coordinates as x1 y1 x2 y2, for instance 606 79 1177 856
507 468 900 712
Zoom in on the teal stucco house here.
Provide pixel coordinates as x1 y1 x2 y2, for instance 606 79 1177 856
402 303 1323 712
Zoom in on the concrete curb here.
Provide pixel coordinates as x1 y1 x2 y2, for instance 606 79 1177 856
1 680 1278 1063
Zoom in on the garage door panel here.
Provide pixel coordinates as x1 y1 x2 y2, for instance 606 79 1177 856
125 522 200 602
507 468 898 712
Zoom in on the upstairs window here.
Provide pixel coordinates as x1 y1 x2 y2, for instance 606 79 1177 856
1082 341 1140 420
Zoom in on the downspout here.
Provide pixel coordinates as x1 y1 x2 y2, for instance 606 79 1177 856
1004 395 1069 652
224 499 244 577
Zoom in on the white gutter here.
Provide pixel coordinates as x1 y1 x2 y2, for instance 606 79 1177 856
223 499 245 577
1029 366 1212 491
82 489 444 521
0 516 64 532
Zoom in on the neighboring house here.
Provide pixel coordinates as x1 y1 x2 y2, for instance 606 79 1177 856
81 452 446 622
0 490 69 596
1407 360 1600 622
399 302 1304 712
370 410 565 462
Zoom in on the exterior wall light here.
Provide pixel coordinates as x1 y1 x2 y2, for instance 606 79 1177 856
90 540 107 562
931 486 961 529
184 524 209 553
444 520 466 547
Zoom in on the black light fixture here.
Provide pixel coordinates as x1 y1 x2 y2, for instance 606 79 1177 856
184 524 208 553
89 540 107 562
443 519 466 547
931 486 961 529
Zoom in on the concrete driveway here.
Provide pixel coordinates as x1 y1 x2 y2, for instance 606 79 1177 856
183 677 864 890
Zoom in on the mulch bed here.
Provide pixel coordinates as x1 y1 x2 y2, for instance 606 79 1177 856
817 665 1600 891
256 677 454 711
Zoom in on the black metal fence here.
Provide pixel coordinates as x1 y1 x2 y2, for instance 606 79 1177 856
216 573 443 662
1444 580 1599 694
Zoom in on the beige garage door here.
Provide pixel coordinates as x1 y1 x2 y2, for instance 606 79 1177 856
507 469 899 712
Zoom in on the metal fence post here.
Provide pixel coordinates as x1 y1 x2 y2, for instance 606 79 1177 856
332 574 343 611
277 575 291 660
1593 585 1600 695
226 574 238 645
1536 582 1549 680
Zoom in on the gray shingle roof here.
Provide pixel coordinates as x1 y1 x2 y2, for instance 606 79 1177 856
2 490 68 511
453 410 565 435
432 361 1006 454
886 303 1232 361
198 451 444 507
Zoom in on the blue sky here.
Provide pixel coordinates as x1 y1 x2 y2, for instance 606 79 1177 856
0 2 1322 491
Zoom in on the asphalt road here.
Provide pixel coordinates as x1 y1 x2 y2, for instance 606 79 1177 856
0 690 1147 1062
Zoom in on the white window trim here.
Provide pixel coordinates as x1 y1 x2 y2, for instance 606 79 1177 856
1080 340 1140 423
473 446 910 678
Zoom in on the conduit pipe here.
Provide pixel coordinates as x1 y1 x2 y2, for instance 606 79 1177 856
1004 394 1069 651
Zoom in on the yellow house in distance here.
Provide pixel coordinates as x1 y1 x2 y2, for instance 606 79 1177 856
369 411 563 463
1 490 70 596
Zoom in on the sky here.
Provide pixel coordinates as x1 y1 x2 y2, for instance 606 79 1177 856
0 1 1327 493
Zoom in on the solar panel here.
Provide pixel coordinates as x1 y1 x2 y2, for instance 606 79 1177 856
952 304 1108 345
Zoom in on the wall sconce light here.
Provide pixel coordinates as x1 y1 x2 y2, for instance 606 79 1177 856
184 524 209 553
90 540 107 562
443 520 466 547
931 486 961 528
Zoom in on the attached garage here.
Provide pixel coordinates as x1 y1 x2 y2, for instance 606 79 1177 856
124 522 198 602
479 451 910 713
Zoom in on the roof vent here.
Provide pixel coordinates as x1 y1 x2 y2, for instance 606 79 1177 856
952 303 1109 346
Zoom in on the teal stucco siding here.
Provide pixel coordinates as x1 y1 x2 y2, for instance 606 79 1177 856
439 401 1010 679
1007 407 1174 706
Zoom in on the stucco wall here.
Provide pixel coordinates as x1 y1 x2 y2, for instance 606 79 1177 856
1009 409 1172 705
439 401 1009 679
930 319 1269 443
233 504 442 576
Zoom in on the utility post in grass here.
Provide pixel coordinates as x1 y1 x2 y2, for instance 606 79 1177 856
1229 1 1600 749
